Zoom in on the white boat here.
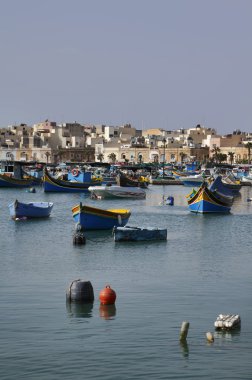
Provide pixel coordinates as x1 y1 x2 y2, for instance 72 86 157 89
241 176 252 184
88 185 146 199
179 174 205 187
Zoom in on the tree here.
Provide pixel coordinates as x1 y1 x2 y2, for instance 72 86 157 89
228 151 235 165
245 142 252 164
108 152 117 163
180 152 187 163
218 153 227 163
211 146 221 163
97 153 104 163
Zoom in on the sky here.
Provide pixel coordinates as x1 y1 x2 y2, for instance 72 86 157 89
0 0 252 135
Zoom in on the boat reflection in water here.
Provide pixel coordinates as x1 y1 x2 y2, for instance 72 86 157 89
66 302 94 318
99 304 116 320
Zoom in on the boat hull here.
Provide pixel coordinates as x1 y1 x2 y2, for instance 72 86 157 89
209 175 241 196
0 174 40 188
113 226 167 241
88 185 146 199
72 204 131 230
117 173 148 188
43 168 100 192
187 184 231 213
9 200 54 218
180 178 204 187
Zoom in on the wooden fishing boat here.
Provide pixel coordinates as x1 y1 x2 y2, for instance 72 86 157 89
209 175 241 197
72 203 131 230
113 225 167 242
88 185 146 199
9 200 54 219
0 173 41 188
179 174 205 187
187 182 232 213
116 172 149 188
43 167 101 192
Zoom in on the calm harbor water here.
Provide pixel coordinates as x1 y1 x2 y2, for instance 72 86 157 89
1 184 252 379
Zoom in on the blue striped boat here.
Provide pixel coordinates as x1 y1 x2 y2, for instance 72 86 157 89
0 173 41 188
209 175 241 197
43 167 101 192
187 182 233 213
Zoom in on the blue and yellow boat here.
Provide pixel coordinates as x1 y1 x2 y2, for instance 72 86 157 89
187 182 232 213
0 173 41 188
72 203 131 230
43 167 101 192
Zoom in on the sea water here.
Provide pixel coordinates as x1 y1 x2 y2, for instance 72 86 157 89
0 184 252 379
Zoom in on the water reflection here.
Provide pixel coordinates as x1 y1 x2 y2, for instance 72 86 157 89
179 340 189 358
66 302 94 318
214 329 241 342
99 304 116 320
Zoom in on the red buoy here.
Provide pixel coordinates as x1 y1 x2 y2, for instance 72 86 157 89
99 285 116 305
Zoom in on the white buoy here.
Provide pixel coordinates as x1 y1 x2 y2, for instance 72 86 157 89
180 321 190 341
206 332 214 342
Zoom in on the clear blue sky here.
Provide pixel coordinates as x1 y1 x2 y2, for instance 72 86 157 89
0 0 251 134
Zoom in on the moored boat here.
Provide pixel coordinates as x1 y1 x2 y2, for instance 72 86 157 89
116 172 149 188
113 226 167 242
209 175 241 197
72 203 131 230
179 174 205 187
0 173 41 188
43 167 101 192
9 200 54 219
88 185 146 199
187 182 232 213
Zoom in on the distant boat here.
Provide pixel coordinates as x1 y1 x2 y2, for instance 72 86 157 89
209 175 241 197
0 162 42 188
116 172 149 188
113 226 167 242
179 174 205 187
9 200 54 219
72 203 131 230
43 167 101 192
187 182 232 213
88 185 146 199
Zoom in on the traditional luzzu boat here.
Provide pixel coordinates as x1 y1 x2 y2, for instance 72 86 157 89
113 226 167 242
187 182 233 213
88 184 146 199
43 167 101 192
8 200 54 219
0 173 41 188
72 203 131 230
209 175 241 197
116 172 149 188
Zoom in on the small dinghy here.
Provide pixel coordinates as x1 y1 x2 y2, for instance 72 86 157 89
9 200 54 219
113 226 167 242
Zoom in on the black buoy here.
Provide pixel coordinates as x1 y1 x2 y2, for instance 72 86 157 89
73 231 86 245
66 279 94 303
